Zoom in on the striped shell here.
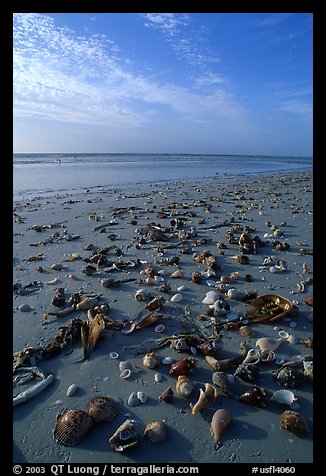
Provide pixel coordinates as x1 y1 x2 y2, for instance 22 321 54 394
86 396 119 424
144 420 168 443
53 409 93 447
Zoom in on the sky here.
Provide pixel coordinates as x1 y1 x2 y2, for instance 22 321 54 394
13 13 313 156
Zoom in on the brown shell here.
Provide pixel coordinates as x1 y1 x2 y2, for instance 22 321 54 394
175 375 194 398
246 294 293 322
211 408 232 445
159 386 174 403
169 357 196 376
86 396 119 424
239 385 270 407
53 409 93 447
280 410 309 437
144 420 168 443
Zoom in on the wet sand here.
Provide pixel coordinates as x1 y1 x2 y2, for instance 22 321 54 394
13 171 313 464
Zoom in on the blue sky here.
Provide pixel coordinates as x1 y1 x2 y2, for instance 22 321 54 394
13 13 313 156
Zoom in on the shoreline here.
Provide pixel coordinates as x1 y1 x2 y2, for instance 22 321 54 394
13 170 313 464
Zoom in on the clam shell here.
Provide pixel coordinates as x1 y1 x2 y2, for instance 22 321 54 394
271 389 297 405
144 420 167 443
137 391 147 403
53 409 93 447
170 293 183 303
66 384 78 397
86 396 119 423
127 392 142 407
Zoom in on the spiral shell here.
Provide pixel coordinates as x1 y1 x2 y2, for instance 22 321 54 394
86 396 119 424
53 409 93 447
143 351 160 369
176 375 193 398
169 357 196 376
159 386 174 403
109 419 140 452
144 420 168 443
189 388 208 415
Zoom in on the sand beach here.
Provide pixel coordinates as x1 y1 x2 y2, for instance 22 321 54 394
13 170 313 465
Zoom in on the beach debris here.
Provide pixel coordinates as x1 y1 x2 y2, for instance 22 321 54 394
53 409 94 447
66 384 78 397
170 337 189 352
196 340 218 356
239 385 271 407
279 410 309 437
13 367 54 407
271 389 297 406
169 357 196 376
175 375 194 398
211 372 234 397
239 325 255 339
302 360 313 384
159 386 174 403
190 388 209 415
80 313 105 360
273 366 305 388
211 409 232 447
205 342 248 371
145 297 165 311
234 362 260 383
144 420 168 443
109 419 141 452
51 287 66 307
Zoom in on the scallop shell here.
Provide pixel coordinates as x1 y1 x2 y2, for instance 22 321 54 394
109 419 140 452
271 389 297 405
86 396 119 423
53 409 93 447
170 293 183 303
143 351 160 369
175 375 193 398
66 384 78 397
144 420 167 443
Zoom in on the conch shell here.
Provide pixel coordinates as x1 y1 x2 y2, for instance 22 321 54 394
211 408 232 446
108 419 140 452
189 388 208 415
143 351 160 369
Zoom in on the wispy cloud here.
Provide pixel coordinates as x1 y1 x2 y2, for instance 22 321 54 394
14 13 251 132
254 14 291 28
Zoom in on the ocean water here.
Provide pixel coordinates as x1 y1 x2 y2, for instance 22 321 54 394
13 153 312 199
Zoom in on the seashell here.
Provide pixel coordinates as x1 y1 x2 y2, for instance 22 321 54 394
177 286 186 292
86 396 119 423
170 337 189 352
143 351 160 369
121 321 136 335
206 279 217 287
145 297 164 311
159 386 174 403
144 267 158 278
197 341 217 356
279 410 309 437
209 299 230 316
278 330 289 339
242 348 261 364
134 289 146 301
190 346 197 355
66 384 78 397
170 293 183 303
137 391 147 403
156 283 171 293
259 349 275 363
154 275 165 282
274 366 305 388
287 334 299 345
109 419 140 452
76 297 97 311
191 272 201 284
136 312 161 330
303 360 313 384
256 337 284 352
211 372 234 397
202 291 220 305
227 288 244 300
53 409 93 447
220 275 234 284
176 375 194 398
145 277 155 285
271 389 297 405
127 392 142 407
211 409 232 446
169 357 196 376
204 383 219 401
154 372 162 383
144 420 167 443
109 352 119 359
155 324 165 333
120 369 132 379
162 357 175 365
239 385 270 407
170 269 184 278
119 360 135 373
239 326 255 339
234 363 260 383
190 388 208 415
18 304 32 313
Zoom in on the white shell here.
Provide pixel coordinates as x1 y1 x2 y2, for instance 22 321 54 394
177 286 186 292
110 352 119 359
171 269 184 278
154 324 165 333
271 389 297 405
190 347 197 355
154 372 162 383
206 280 217 287
66 384 78 397
162 357 174 365
289 321 297 328
269 266 279 273
278 330 289 339
202 291 220 305
127 392 141 407
154 275 165 282
170 293 182 303
120 369 132 379
287 334 299 344
226 288 244 300
137 391 147 403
